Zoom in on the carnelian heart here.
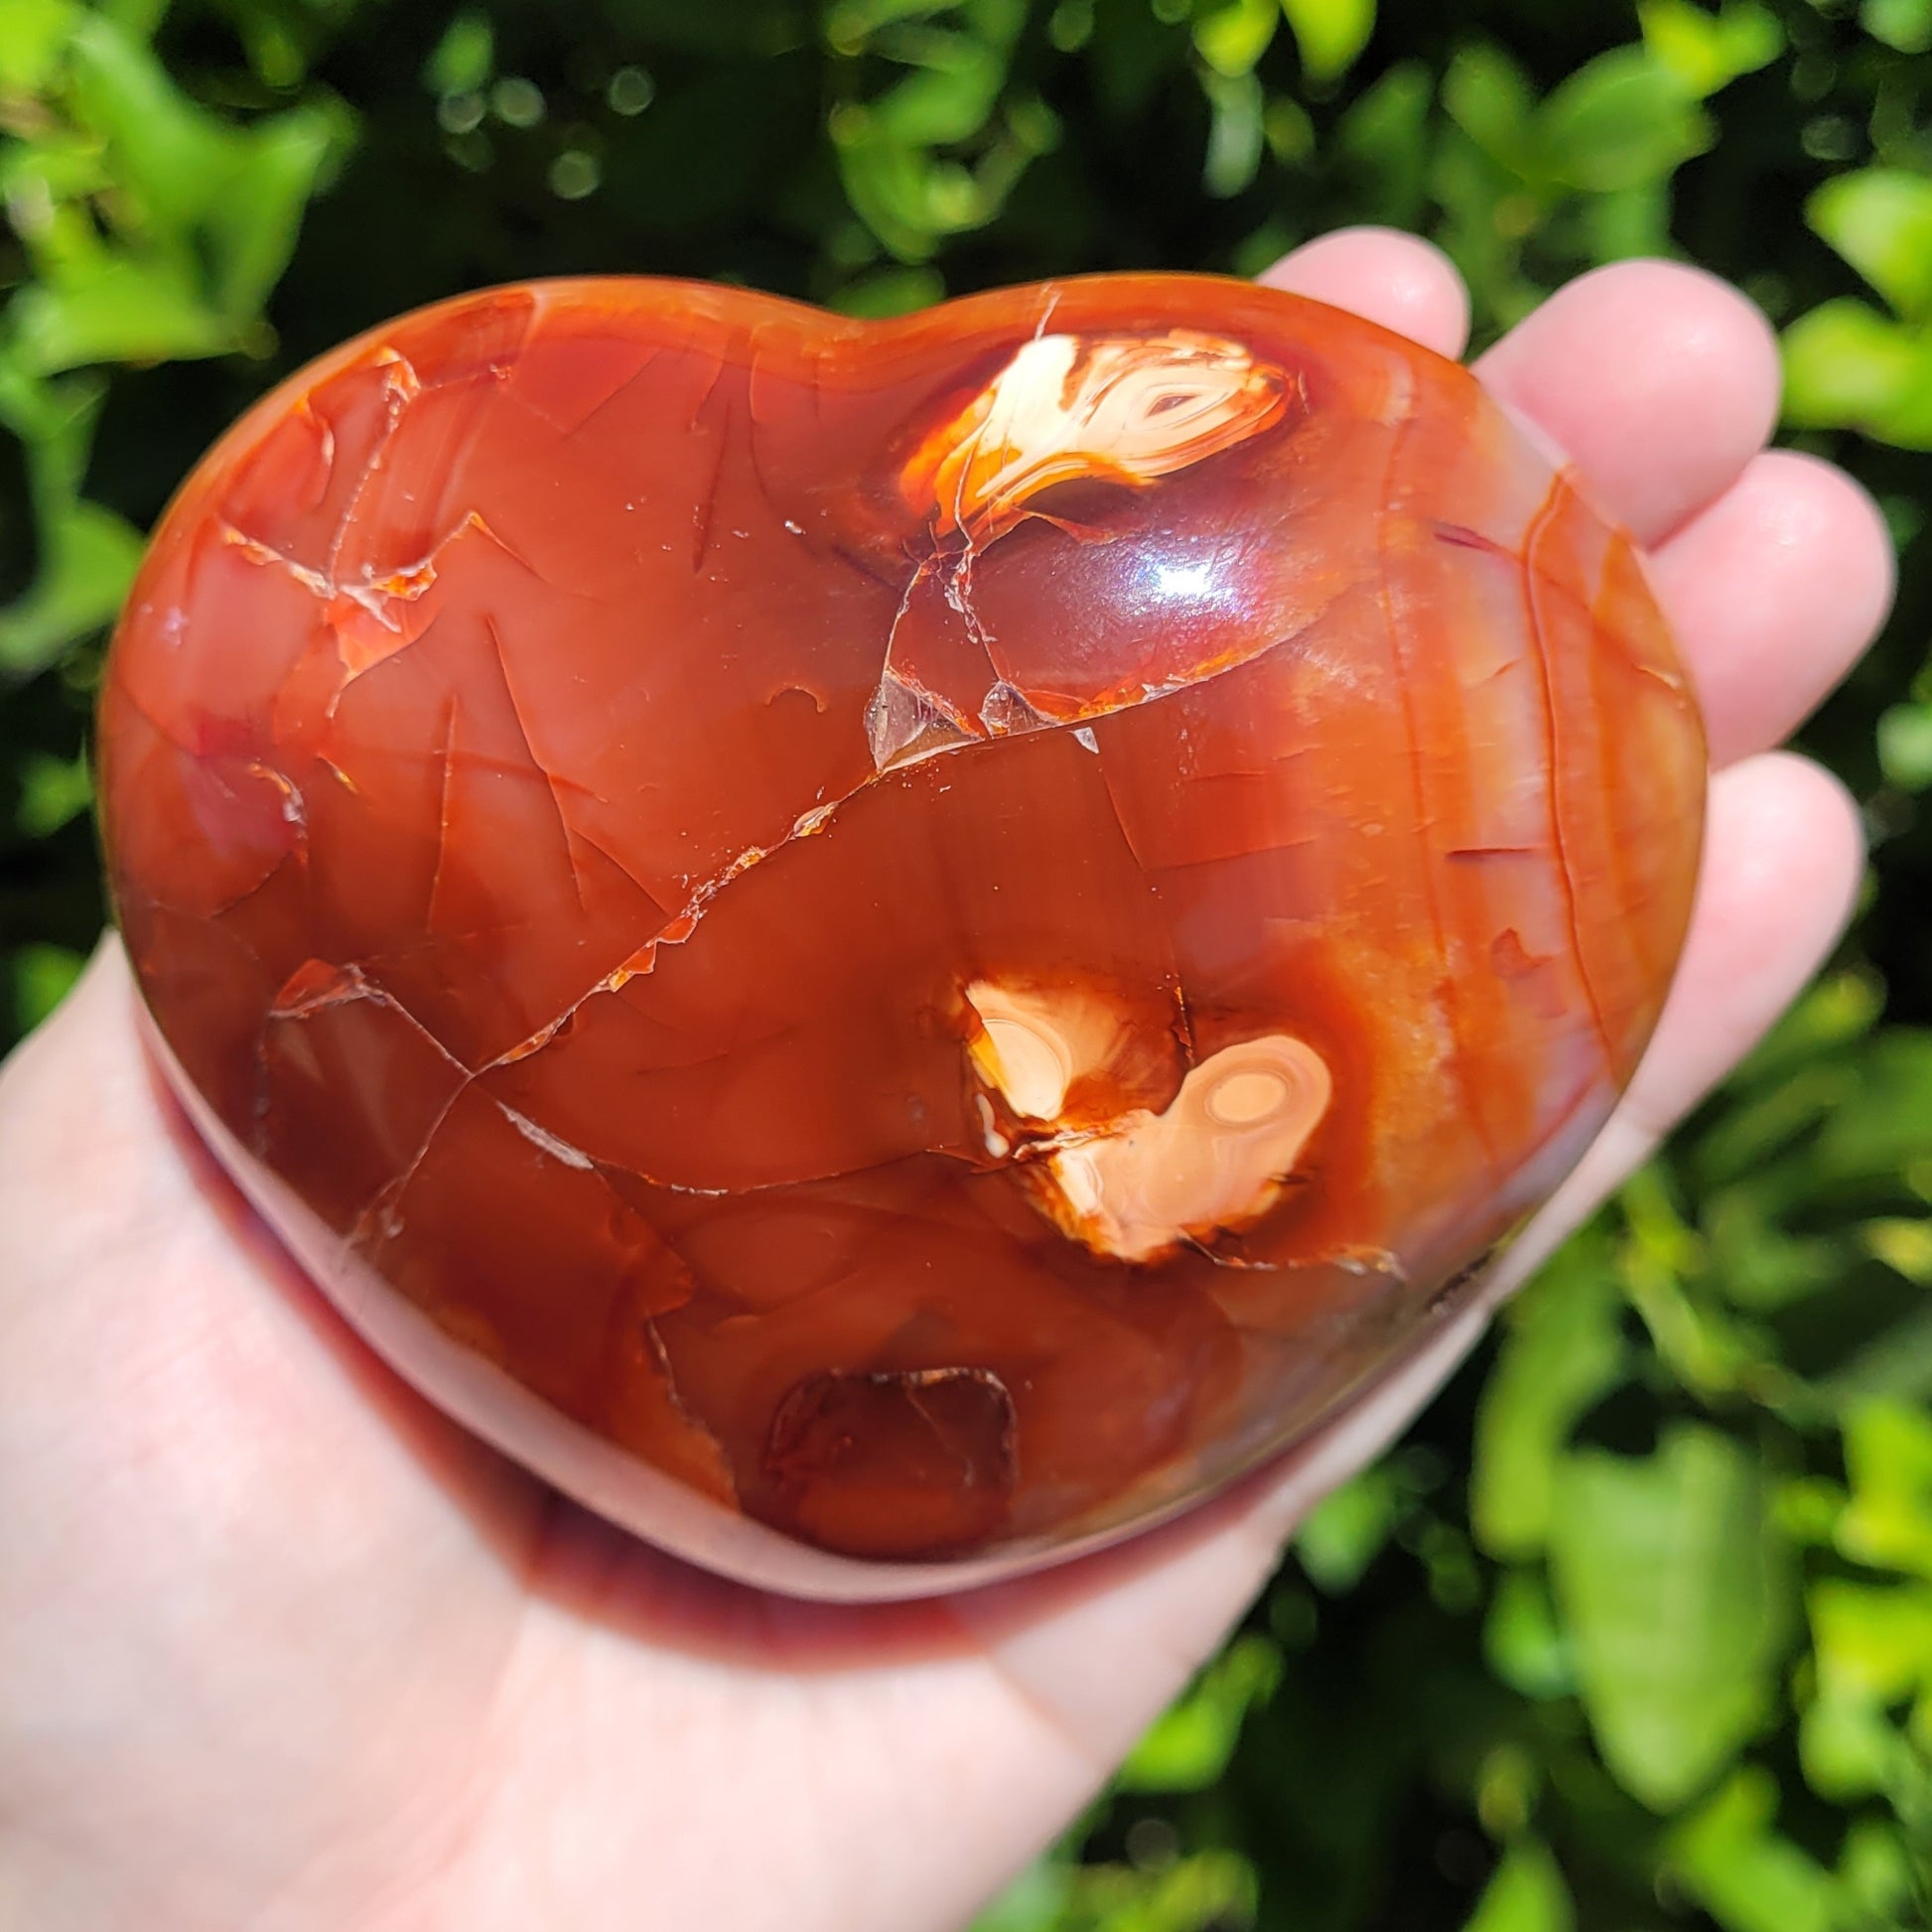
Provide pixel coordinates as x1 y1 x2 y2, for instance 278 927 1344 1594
97 274 1705 1598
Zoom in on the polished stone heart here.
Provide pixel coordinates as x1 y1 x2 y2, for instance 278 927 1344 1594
98 274 1705 1597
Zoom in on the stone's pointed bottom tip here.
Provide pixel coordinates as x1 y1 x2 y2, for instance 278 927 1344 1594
98 271 1706 1598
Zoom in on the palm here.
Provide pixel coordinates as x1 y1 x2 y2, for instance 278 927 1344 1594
0 231 1889 1932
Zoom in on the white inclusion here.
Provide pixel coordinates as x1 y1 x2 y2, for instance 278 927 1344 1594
497 1102 596 1171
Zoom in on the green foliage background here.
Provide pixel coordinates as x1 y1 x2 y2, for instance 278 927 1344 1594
3 0 1930 1924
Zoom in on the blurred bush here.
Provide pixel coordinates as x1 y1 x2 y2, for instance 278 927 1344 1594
2 1 1929 1925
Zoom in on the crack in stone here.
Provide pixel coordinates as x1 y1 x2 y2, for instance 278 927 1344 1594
1518 479 1619 1077
345 1084 468 1251
1371 383 1502 1184
217 523 333 596
864 663 978 771
255 960 478 1252
325 348 422 588
1168 966 1197 1072
202 848 301 926
978 679 1050 737
689 403 731 575
424 695 461 935
636 1309 733 1476
501 770 886 1038
868 545 1366 779
269 959 476 1081
553 347 663 441
683 342 731 432
478 612 590 917
222 509 554 700
1189 1238 1403 1280
347 1011 997 1257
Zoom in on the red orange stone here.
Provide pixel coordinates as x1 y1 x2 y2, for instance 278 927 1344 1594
97 275 1705 1596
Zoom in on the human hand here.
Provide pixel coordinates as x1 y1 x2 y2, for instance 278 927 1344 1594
0 229 1892 1932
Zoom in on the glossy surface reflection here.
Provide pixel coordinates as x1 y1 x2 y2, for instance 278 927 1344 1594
98 275 1706 1597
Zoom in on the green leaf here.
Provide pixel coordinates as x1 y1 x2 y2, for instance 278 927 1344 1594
0 359 144 673
834 133 949 258
1836 1818 1920 1917
1638 0 1781 99
0 0 77 94
1472 1742 1541 1840
1549 1426 1794 1810
64 13 243 230
1863 0 1932 52
1296 1461 1401 1591
1192 0 1276 78
1263 95 1312 164
0 493 143 676
1578 179 1672 261
1199 67 1264 197
1441 44 1538 179
830 264 946 315
1614 1166 1778 1403
1335 59 1430 219
1810 1034 1932 1187
1805 1277 1932 1412
1483 1569 1576 1700
1800 1684 1907 1800
970 1859 1071 1932
826 0 961 50
1865 1219 1932 1287
1782 298 1932 446
95 0 166 40
0 128 109 207
1537 47 1712 194
1035 1851 1259 1932
1119 1633 1281 1792
16 748 91 836
829 8 1037 258
867 39 1008 147
424 10 493 96
1666 1769 1836 1932
1461 1838 1574 1932
11 943 83 1034
206 101 353 320
1703 1192 1841 1313
1714 970 1882 1108
1809 169 1932 322
1471 1237 1628 1560
1802 1582 1932 1808
1279 0 1374 85
1878 702 1932 791
1836 1403 1932 1578
1810 1579 1932 1703
11 256 239 374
